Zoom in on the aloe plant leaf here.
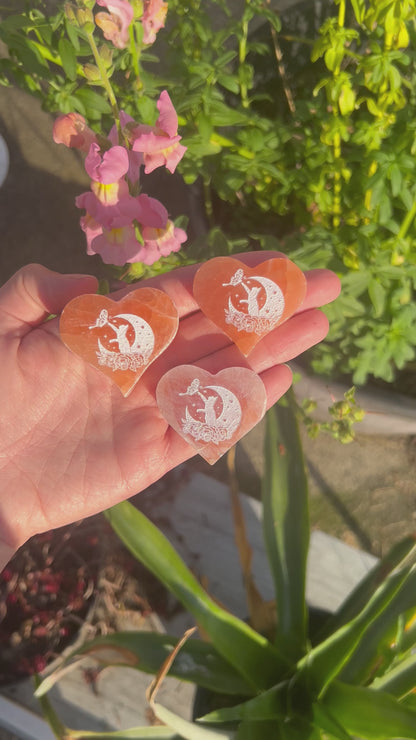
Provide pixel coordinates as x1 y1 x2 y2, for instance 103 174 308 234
262 396 309 662
370 651 416 699
322 680 416 740
340 569 416 685
35 632 252 698
300 565 414 695
153 703 236 740
201 686 318 738
199 680 290 723
321 535 416 639
396 611 416 654
235 720 280 739
312 703 352 740
69 728 182 739
106 502 285 691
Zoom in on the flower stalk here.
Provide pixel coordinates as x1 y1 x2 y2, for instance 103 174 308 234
86 28 121 137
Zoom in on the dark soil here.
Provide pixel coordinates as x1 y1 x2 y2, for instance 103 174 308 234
0 511 178 686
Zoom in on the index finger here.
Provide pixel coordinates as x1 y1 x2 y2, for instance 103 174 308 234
110 251 340 319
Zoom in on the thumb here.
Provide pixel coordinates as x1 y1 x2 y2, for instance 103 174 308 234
0 263 98 335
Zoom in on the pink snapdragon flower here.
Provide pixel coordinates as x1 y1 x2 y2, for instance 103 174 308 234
109 112 143 184
82 218 141 265
85 142 129 183
139 220 187 264
54 91 187 267
95 0 134 49
131 91 187 174
76 187 139 227
77 188 170 265
142 0 168 45
52 113 97 153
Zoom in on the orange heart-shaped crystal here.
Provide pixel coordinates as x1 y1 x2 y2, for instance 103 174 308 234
60 288 179 397
156 365 267 464
193 256 307 356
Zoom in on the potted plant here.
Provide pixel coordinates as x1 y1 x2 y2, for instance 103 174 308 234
35 394 416 739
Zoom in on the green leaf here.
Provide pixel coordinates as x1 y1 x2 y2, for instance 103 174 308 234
395 613 416 654
58 37 77 81
208 100 249 126
65 18 81 51
197 112 213 142
76 87 112 116
200 680 289 723
338 84 355 116
340 569 416 685
215 50 238 68
312 703 352 740
350 0 366 24
400 188 414 211
153 704 235 740
390 164 402 197
218 74 240 94
368 278 386 317
69 728 182 739
262 397 309 662
322 681 416 740
235 721 280 739
106 502 286 691
320 536 416 639
371 652 416 699
340 270 370 297
300 566 414 696
35 632 252 698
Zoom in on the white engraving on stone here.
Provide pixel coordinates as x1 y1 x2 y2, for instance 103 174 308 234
89 308 155 371
179 378 242 444
222 270 285 334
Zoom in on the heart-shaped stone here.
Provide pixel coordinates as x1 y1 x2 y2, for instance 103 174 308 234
193 256 307 356
156 365 267 464
60 288 179 397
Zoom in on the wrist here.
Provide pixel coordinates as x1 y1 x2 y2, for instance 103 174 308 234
0 464 32 564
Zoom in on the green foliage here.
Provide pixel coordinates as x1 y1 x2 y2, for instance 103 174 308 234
2 0 416 383
36 401 416 739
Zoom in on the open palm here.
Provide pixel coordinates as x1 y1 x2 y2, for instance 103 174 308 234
0 253 340 559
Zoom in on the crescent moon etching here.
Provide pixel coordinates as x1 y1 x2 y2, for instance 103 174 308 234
222 269 285 334
89 309 155 372
179 378 242 444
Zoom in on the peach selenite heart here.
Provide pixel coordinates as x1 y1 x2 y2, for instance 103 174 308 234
193 256 307 356
156 365 267 464
60 288 179 397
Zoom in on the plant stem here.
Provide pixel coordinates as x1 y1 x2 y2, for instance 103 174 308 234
280 33 314 45
129 22 141 86
86 29 121 137
203 175 214 227
338 0 346 28
331 0 346 229
397 198 416 240
270 24 296 114
239 9 249 108
333 133 342 229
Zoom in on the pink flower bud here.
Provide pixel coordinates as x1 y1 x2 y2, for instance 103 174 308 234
53 113 97 153
95 0 134 49
142 0 167 45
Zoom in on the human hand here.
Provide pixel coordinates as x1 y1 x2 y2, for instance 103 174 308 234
0 254 340 566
